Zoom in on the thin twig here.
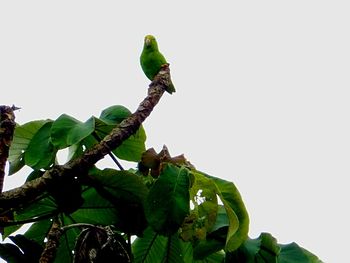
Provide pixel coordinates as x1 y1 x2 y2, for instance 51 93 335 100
61 223 100 232
0 210 58 227
92 132 124 170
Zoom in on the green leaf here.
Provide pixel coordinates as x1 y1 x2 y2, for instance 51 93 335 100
24 121 57 169
300 247 324 263
227 233 274 263
113 126 146 162
5 197 57 240
88 168 148 234
96 105 147 162
227 233 324 263
25 170 45 182
70 187 118 226
8 157 24 177
15 196 58 221
203 172 250 252
67 141 85 161
93 118 147 162
193 238 226 260
8 120 50 175
99 105 132 124
145 164 190 235
51 114 95 149
164 234 185 263
90 168 148 203
278 242 323 263
211 205 230 232
2 225 22 241
132 227 185 263
194 251 225 263
132 227 168 263
24 219 53 245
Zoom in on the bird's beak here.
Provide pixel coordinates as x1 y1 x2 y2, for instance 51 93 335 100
145 37 151 46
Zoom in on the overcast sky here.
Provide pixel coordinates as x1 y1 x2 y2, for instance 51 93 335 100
1 1 349 262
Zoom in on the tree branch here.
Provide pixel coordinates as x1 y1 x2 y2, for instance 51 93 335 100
0 65 171 210
39 217 63 263
0 105 18 193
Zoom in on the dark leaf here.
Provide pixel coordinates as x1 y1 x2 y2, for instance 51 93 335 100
132 227 185 263
9 234 43 262
47 175 84 214
24 219 53 245
0 243 24 263
145 164 190 235
88 169 148 234
54 216 81 263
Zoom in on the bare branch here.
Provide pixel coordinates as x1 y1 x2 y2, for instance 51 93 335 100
39 217 63 263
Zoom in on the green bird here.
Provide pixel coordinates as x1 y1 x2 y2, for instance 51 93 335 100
140 35 175 94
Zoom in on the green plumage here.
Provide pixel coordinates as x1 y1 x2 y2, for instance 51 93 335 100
140 35 175 94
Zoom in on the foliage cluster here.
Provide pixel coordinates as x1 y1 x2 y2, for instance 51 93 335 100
0 105 322 262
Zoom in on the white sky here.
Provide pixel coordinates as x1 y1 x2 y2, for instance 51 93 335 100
1 1 349 262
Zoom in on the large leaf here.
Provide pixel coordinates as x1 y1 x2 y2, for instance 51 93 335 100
15 196 58 221
51 114 95 149
191 206 230 259
8 120 50 175
88 168 148 234
145 164 190 235
70 186 118 226
99 105 132 124
24 121 57 169
90 168 148 203
18 187 121 261
228 233 323 263
203 172 250 252
278 242 323 263
132 227 185 263
24 219 52 245
211 205 230 232
2 195 58 239
97 105 146 162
